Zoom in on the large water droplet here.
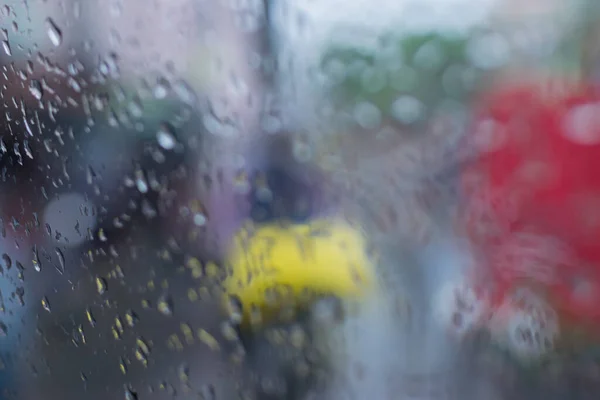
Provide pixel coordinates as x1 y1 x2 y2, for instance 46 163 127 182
55 248 65 273
354 101 381 130
96 276 107 294
124 386 138 400
157 294 173 316
562 102 600 145
29 80 43 100
173 80 197 105
153 77 170 99
45 18 62 47
125 310 138 327
156 123 178 150
390 96 424 125
2 254 11 270
86 307 96 327
32 245 41 272
2 40 11 56
41 296 51 312
226 295 243 325
135 169 148 194
135 337 151 367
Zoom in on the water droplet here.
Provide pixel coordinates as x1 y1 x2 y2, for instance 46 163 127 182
220 321 239 341
173 80 197 105
157 295 173 316
135 169 148 194
153 78 170 99
85 307 96 327
124 386 138 400
181 323 194 344
112 316 124 340
354 101 381 130
135 337 151 367
141 199 157 219
45 18 62 47
198 384 216 400
99 53 120 78
2 254 11 270
562 102 600 145
128 97 143 118
390 96 424 125
156 123 177 150
96 277 107 294
193 213 206 226
32 246 41 271
2 40 11 56
67 77 81 93
55 248 65 273
178 363 190 383
41 296 51 312
226 295 243 325
125 310 138 327
29 80 43 100
86 165 96 185
23 140 33 159
197 329 220 351
76 324 86 345
467 32 509 70
119 357 128 375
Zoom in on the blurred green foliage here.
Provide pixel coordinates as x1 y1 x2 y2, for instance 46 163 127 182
319 32 475 127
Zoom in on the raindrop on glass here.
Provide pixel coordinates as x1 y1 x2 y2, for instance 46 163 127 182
156 123 177 150
45 18 62 47
41 296 51 312
96 277 107 294
29 80 43 100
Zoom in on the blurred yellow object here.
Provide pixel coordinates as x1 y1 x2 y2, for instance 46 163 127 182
222 218 378 328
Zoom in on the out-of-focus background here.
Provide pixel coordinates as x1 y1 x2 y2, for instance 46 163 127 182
0 0 597 399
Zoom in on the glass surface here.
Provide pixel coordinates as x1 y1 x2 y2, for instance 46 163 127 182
0 0 597 399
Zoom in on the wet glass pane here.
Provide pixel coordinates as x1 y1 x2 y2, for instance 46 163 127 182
0 0 599 399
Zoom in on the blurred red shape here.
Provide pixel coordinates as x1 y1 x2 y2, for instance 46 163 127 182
460 77 600 326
